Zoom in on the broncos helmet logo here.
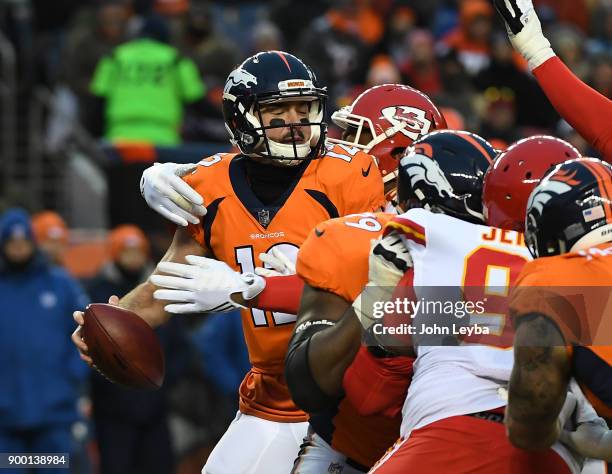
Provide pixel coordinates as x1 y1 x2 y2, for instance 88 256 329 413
400 152 457 200
527 179 574 216
224 68 258 94
381 106 432 141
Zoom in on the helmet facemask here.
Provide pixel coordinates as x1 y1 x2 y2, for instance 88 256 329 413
330 104 433 187
225 87 327 166
330 106 412 167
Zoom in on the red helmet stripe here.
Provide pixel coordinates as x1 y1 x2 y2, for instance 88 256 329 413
274 51 292 72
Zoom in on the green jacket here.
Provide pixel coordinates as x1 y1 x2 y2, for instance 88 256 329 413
91 39 205 145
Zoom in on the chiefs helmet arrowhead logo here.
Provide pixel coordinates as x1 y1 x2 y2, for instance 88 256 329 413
381 106 432 142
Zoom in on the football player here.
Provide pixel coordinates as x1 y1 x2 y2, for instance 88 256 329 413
328 84 446 209
139 84 445 313
146 83 447 474
494 0 612 160
72 50 385 474
73 52 447 474
286 130 498 473
351 139 584 473
507 158 612 463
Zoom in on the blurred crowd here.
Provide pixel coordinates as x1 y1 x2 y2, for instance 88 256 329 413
0 0 611 472
0 0 610 153
0 208 249 474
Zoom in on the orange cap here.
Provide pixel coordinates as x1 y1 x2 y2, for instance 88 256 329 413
460 0 493 24
32 211 69 244
154 0 189 15
108 225 150 261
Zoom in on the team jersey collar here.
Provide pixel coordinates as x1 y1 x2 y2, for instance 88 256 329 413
229 156 310 228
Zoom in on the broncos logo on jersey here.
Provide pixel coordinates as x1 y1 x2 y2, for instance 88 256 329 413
400 152 458 200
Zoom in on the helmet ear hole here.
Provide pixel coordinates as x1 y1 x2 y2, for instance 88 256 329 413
390 147 405 159
525 171 532 179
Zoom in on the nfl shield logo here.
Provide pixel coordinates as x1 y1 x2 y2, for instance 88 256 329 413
257 209 270 227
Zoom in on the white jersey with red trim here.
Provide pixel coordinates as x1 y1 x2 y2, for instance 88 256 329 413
388 208 532 436
382 207 583 474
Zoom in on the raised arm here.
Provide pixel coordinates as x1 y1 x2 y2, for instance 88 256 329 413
494 0 612 160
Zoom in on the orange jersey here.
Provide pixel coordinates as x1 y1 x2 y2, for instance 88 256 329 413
297 212 409 468
183 146 384 422
298 212 391 301
509 243 612 418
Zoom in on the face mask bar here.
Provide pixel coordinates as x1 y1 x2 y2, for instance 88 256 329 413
245 90 327 163
329 108 412 159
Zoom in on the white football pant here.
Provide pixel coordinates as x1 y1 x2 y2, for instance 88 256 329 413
202 411 308 474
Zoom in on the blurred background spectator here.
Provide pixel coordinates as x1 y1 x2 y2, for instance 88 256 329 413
32 210 70 266
84 224 189 474
190 311 250 404
90 14 205 145
63 1 131 134
0 208 89 470
1 0 611 472
442 0 494 76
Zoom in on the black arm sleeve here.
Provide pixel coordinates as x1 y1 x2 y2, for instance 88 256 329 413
285 323 342 414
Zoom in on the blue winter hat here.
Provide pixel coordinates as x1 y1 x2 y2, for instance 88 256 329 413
0 208 34 245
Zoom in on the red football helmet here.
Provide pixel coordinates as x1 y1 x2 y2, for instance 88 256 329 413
329 84 447 184
483 135 581 231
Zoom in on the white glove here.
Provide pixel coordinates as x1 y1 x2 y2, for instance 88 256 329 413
368 232 413 287
560 418 611 461
140 162 207 226
493 0 556 71
150 256 266 314
352 234 412 330
255 247 296 277
559 379 611 461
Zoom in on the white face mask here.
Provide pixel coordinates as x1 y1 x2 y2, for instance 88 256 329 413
242 98 325 165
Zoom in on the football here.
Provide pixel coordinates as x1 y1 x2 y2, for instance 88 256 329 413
81 303 165 390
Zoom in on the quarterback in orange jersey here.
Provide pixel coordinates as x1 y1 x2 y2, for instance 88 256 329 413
72 50 386 474
285 130 498 473
138 83 447 474
507 157 612 464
